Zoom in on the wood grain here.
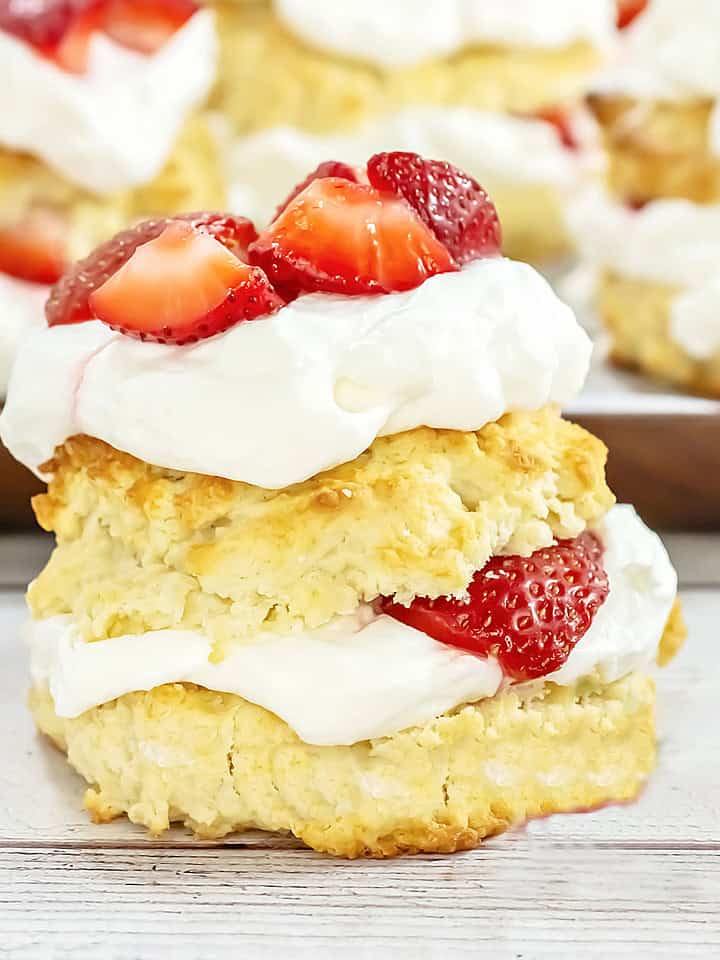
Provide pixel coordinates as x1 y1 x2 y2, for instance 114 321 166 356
0 442 41 531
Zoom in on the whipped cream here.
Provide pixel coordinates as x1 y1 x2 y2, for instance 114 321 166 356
274 0 616 68
229 108 601 228
28 505 677 745
0 10 216 193
566 188 720 288
0 258 591 488
0 274 49 395
670 279 720 360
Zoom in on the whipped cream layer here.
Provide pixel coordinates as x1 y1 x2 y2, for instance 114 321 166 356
566 189 720 359
229 108 600 228
28 505 677 745
0 275 49 395
0 10 216 193
0 258 591 488
275 0 616 68
593 0 720 153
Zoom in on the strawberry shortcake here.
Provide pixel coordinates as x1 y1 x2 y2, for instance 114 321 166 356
574 0 720 395
211 1 629 264
1 153 685 857
0 0 224 396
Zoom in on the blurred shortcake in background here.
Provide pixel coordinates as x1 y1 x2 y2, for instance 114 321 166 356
0 0 225 393
569 0 720 396
211 0 624 264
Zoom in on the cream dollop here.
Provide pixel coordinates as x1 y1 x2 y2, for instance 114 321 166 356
229 108 600 227
566 188 720 288
0 274 49 395
0 258 591 488
274 0 616 68
28 505 677 745
0 10 217 193
670 279 720 360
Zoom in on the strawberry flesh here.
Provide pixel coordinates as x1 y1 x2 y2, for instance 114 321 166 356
89 221 283 344
534 108 579 150
616 0 647 29
274 160 359 220
379 532 609 682
46 212 257 327
101 0 198 54
367 151 501 265
248 177 457 299
0 209 68 285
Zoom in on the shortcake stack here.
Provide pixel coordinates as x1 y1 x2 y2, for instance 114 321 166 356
212 0 622 263
0 0 224 395
576 0 720 395
1 152 684 857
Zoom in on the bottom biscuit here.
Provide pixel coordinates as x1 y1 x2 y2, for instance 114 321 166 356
31 671 657 858
598 271 720 398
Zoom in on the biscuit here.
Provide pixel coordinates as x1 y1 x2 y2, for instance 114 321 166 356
597 270 720 397
29 668 661 857
29 408 615 647
588 94 720 204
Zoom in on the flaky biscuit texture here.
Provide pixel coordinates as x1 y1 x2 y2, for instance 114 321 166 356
29 409 614 647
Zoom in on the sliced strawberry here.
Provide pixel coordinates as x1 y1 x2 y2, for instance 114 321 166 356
46 212 257 327
248 177 457 298
0 209 68 285
0 0 101 73
616 0 647 29
101 0 198 54
379 532 609 682
88 221 283 344
366 151 501 265
534 107 579 150
274 161 359 220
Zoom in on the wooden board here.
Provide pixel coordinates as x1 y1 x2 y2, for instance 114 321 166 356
0 442 41 530
0 532 718 957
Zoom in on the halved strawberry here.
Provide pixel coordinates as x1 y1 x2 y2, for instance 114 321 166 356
274 161 359 220
46 212 257 327
0 209 68 285
616 0 647 29
101 0 198 54
88 221 283 344
366 151 501 265
248 177 457 298
379 532 609 682
0 0 101 73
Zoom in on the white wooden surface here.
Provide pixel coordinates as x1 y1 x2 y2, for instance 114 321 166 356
0 535 718 958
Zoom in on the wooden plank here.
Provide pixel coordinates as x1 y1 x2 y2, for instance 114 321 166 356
0 587 717 849
0 846 717 958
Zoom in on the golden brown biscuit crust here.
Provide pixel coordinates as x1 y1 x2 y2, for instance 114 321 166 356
588 94 720 204
597 271 720 397
29 409 614 645
212 2 602 135
30 670 658 858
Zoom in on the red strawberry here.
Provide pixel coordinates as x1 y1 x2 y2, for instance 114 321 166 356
46 212 257 327
366 151 501 265
616 0 647 29
101 0 198 53
274 161 359 220
0 209 68 285
0 0 101 73
379 532 609 682
248 177 457 298
534 108 579 150
88 220 283 344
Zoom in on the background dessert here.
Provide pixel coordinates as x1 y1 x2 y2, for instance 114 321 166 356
576 0 720 396
0 0 224 400
0 153 684 855
211 0 618 262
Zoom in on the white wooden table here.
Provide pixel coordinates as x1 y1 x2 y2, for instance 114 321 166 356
0 533 718 958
